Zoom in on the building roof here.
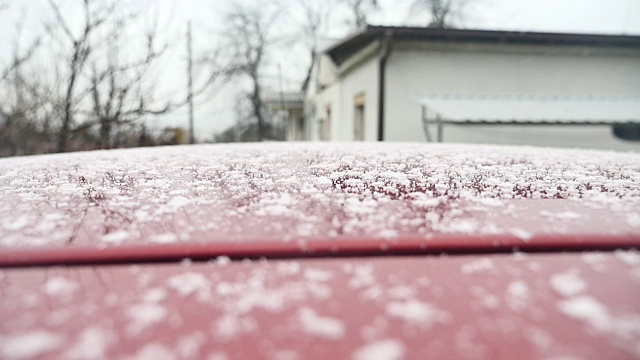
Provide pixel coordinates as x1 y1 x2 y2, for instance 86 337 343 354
325 25 640 65
417 94 640 125
262 92 304 109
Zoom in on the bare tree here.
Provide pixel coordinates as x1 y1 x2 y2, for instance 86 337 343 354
223 2 280 141
45 0 119 152
295 0 332 89
86 15 172 149
1 0 228 156
44 1 225 151
340 0 379 30
410 0 474 28
0 8 45 156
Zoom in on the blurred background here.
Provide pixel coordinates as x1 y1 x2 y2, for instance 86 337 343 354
0 0 639 156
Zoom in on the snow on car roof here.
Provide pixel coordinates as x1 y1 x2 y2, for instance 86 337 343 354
0 143 638 250
1 251 639 359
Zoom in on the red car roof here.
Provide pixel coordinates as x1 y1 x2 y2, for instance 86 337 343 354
1 252 640 359
0 143 639 264
1 143 639 359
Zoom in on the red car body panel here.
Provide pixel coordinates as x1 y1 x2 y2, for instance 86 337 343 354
2 252 640 360
1 144 639 252
1 143 639 359
1 233 639 268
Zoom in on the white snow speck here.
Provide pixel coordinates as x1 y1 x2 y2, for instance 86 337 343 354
304 269 334 282
150 233 178 244
461 258 495 274
581 253 608 272
126 303 168 335
549 271 587 296
470 286 500 309
524 326 553 350
297 307 345 340
476 198 504 207
386 299 450 326
626 213 640 228
44 276 79 297
213 256 231 266
167 272 210 300
615 250 640 265
506 281 530 311
126 343 175 360
540 210 582 220
0 331 63 360
176 333 205 359
215 314 256 340
510 228 534 242
165 196 191 211
276 262 301 275
557 296 612 332
352 339 405 360
64 327 115 360
444 219 479 234
143 288 167 303
1 216 29 231
348 264 375 289
315 177 332 188
101 230 130 244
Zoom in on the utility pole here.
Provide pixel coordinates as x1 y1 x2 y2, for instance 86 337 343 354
187 21 195 144
278 63 286 140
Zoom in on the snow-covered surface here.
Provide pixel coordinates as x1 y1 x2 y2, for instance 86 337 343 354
352 339 405 360
43 277 79 297
1 251 639 359
1 144 639 359
0 331 63 359
550 271 588 296
297 307 345 339
0 143 638 249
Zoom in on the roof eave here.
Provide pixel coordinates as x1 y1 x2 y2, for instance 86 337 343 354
325 25 640 66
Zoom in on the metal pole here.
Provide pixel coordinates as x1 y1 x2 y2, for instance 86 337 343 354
437 115 443 142
421 105 433 142
278 64 287 140
187 22 195 144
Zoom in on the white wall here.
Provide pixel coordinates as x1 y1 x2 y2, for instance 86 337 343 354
385 42 640 149
307 81 340 141
309 55 379 141
439 124 640 151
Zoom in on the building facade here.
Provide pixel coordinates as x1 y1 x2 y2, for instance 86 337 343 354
302 26 640 150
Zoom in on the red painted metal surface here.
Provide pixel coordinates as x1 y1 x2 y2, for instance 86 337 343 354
1 252 639 359
1 144 639 359
0 233 639 268
1 144 639 255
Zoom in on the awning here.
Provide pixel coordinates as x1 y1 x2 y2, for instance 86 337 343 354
416 94 640 124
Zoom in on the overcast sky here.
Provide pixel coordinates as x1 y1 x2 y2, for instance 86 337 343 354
1 0 639 139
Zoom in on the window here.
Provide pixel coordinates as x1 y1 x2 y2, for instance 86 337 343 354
296 116 305 140
319 104 332 141
354 93 365 141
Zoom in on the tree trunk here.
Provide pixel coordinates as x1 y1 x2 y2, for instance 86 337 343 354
251 71 264 141
57 54 80 153
100 117 112 149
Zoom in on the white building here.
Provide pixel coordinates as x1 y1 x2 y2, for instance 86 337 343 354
302 26 640 150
